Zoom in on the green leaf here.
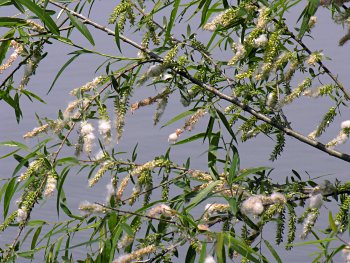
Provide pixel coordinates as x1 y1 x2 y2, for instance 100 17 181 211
31 226 42 250
162 108 199 128
216 232 226 263
4 177 17 218
228 152 239 185
233 166 270 183
55 157 79 165
0 140 30 151
200 0 212 26
198 243 207 263
174 132 206 145
287 238 336 247
185 244 196 263
66 12 95 46
0 17 27 27
27 220 47 227
56 167 69 217
297 0 318 38
187 180 220 210
60 202 83 220
0 29 15 65
21 90 46 104
48 54 79 93
0 181 9 204
0 0 11 6
114 22 121 53
16 0 59 35
264 240 282 263
164 0 180 45
121 223 134 236
225 235 260 263
215 108 237 143
329 211 337 232
11 0 25 13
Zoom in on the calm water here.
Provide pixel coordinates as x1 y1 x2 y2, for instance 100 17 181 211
1 2 350 262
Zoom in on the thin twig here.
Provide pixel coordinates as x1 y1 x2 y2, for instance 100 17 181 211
0 54 31 90
276 19 350 100
96 203 177 225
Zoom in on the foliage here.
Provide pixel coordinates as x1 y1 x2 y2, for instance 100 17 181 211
1 0 350 262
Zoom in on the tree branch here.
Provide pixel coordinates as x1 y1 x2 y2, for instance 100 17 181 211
48 1 350 163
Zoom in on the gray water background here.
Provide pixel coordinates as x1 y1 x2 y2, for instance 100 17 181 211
0 1 350 262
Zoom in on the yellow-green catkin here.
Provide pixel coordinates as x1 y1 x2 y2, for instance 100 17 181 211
277 78 312 109
307 51 323 66
239 116 257 142
112 245 156 263
235 64 258 80
43 170 57 197
286 205 296 250
310 107 337 139
256 29 282 80
0 211 18 232
19 48 42 90
203 8 240 31
18 158 45 182
228 42 246 65
335 195 350 232
183 108 207 131
276 207 286 245
164 45 178 65
115 92 129 142
303 84 333 98
153 89 170 125
89 161 115 187
109 0 133 26
300 208 319 239
146 19 160 46
284 55 300 83
23 124 49 139
130 159 171 176
116 176 130 201
70 76 104 96
274 51 293 70
26 20 45 32
257 7 271 29
0 41 23 74
260 204 284 224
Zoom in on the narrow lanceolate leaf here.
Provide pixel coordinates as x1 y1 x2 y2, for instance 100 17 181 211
114 22 121 53
187 180 220 210
0 29 15 65
164 0 180 45
174 132 206 145
67 12 95 46
162 108 199 128
0 17 27 27
16 0 59 35
297 0 318 38
215 108 237 143
0 140 30 151
287 238 336 247
329 211 337 232
4 177 17 219
200 0 212 26
264 240 282 263
48 54 80 94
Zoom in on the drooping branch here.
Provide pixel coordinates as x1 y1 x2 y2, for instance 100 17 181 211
48 1 350 163
281 22 350 100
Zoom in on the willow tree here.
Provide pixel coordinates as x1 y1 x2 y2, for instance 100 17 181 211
1 0 350 262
